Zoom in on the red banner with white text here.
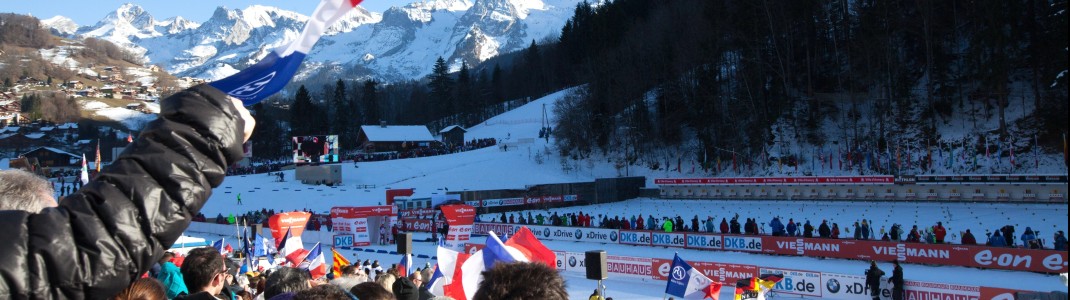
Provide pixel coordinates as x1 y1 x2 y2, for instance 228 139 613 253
654 176 895 185
268 211 312 242
440 205 476 251
759 235 1068 273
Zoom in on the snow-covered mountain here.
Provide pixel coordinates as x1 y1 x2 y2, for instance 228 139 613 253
40 16 79 36
40 0 584 82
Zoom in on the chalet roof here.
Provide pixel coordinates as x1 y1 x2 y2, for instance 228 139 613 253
21 146 80 158
438 125 467 133
360 125 435 142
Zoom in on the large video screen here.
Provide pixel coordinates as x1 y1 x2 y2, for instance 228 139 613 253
292 135 340 164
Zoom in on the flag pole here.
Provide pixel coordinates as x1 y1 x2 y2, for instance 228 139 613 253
234 216 242 258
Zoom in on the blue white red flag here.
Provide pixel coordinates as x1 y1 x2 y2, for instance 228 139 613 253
209 0 365 105
454 227 555 300
426 266 445 296
398 253 412 276
212 238 228 255
301 243 328 279
665 253 721 299
254 234 273 257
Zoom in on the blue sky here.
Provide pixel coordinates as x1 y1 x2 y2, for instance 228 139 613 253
2 1 410 25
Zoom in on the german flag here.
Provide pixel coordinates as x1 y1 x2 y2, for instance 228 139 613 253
733 274 783 300
734 277 758 300
331 247 350 278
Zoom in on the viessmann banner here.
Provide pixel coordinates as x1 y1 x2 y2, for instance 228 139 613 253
440 204 476 251
471 223 1068 273
654 176 895 185
760 235 1068 274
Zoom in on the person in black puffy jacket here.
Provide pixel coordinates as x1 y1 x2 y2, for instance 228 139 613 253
0 84 254 299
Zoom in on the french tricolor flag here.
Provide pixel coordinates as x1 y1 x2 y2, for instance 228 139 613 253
426 266 445 296
301 243 328 279
277 228 307 266
440 227 555 300
664 253 721 300
209 0 365 105
212 238 228 255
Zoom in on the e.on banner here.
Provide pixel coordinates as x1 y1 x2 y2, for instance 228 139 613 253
562 252 651 279
651 258 758 283
761 235 1068 273
268 211 311 242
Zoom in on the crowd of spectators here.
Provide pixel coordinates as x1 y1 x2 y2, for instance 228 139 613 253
351 138 498 163
226 160 292 176
119 248 569 300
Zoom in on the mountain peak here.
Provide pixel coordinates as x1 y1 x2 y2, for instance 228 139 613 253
408 0 475 12
103 3 155 29
40 16 79 35
158 16 200 34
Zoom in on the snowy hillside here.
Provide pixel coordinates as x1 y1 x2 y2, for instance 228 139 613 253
6 80 1065 300
40 0 585 81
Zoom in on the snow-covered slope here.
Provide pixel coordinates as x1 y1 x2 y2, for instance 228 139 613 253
41 0 584 81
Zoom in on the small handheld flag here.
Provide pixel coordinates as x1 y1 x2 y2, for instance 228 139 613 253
302 243 328 279
80 154 89 185
212 238 228 255
399 253 412 277
331 247 351 278
665 253 720 299
209 0 365 105
95 141 101 172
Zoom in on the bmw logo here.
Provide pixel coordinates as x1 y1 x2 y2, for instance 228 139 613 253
610 231 618 242
568 256 577 267
671 266 687 281
543 228 551 237
575 229 583 240
826 279 840 294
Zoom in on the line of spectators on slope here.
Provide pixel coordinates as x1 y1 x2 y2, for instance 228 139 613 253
226 160 292 176
482 211 1068 251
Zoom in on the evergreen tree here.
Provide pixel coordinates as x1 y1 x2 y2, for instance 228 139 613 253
362 80 379 125
428 57 454 118
332 79 354 145
250 103 287 159
491 63 505 105
455 63 475 126
290 85 315 136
